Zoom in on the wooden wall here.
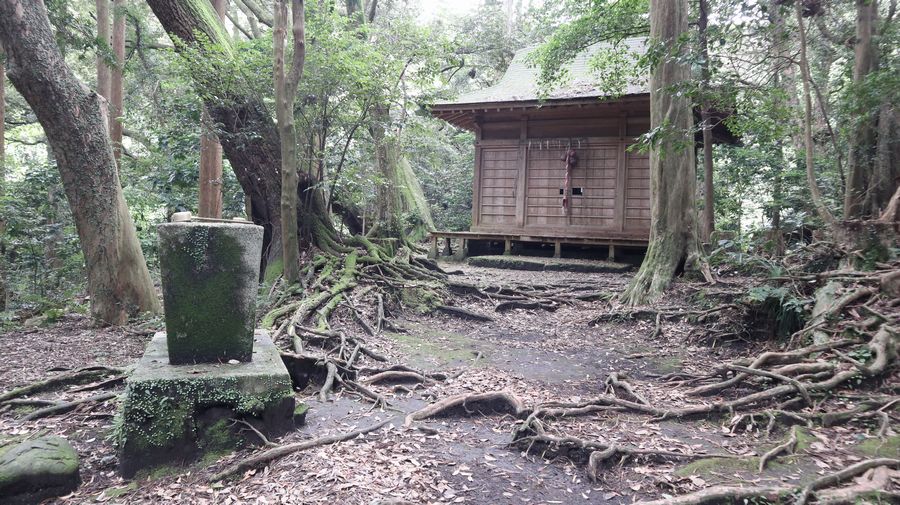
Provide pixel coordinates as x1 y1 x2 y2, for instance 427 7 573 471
471 99 651 240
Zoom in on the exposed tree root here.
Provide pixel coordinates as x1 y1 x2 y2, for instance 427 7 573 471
0 365 126 404
758 425 798 472
635 458 900 505
209 417 398 482
795 458 900 505
435 304 494 322
815 466 898 505
686 338 860 397
404 391 529 426
363 371 434 386
511 419 737 482
494 300 559 312
604 372 649 405
19 391 119 422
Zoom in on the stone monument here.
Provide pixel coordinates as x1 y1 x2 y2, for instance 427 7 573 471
118 214 301 477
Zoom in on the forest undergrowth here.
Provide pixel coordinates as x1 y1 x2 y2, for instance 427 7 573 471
0 238 897 504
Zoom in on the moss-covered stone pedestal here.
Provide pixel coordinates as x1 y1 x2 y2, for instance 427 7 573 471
118 330 301 478
158 220 263 364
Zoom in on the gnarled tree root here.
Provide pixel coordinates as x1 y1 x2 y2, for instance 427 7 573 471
20 391 119 422
0 365 126 404
209 417 398 482
634 458 900 505
404 391 529 426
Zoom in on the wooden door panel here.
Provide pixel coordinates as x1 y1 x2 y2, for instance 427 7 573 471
478 148 518 226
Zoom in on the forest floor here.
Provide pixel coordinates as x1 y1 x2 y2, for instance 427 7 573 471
0 260 896 504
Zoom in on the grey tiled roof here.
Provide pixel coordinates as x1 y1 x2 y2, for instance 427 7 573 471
436 37 648 106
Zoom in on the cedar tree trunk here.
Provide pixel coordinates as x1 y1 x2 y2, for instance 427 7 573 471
96 0 111 114
844 0 878 219
198 0 226 218
698 0 714 243
0 0 160 324
110 0 125 167
620 0 707 306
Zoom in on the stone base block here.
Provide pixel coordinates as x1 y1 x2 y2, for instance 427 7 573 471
118 330 301 477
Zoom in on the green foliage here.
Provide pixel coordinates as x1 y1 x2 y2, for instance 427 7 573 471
745 285 806 338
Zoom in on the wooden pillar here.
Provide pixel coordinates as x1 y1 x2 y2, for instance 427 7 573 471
608 244 616 261
553 240 561 259
443 237 452 256
615 114 628 232
428 235 438 260
472 118 483 228
504 238 512 255
516 115 528 228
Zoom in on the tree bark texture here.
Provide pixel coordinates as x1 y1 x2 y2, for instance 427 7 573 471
198 0 226 218
698 0 714 243
110 0 125 168
1 41 6 309
620 0 705 306
96 0 111 116
273 0 305 284
0 0 160 324
844 0 878 219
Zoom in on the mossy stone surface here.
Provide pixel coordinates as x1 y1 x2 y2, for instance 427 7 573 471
0 436 80 504
118 331 298 477
158 221 263 364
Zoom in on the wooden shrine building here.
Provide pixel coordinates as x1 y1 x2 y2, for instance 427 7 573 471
429 38 657 259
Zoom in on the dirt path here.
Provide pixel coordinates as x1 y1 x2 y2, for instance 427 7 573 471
0 262 891 504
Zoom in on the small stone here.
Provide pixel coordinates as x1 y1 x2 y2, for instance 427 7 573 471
0 436 80 504
227 359 240 365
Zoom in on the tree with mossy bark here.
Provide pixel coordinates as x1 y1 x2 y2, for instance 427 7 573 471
0 0 160 324
620 0 710 306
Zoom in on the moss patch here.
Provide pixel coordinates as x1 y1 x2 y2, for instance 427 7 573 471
652 355 684 373
385 322 480 369
159 224 258 364
468 255 630 273
675 457 760 477
100 482 138 499
400 284 442 313
264 257 284 286
854 435 900 458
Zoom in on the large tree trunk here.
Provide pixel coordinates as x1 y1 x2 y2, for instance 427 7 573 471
698 0 715 244
274 0 305 284
871 103 900 212
110 0 125 167
96 0 111 115
620 0 706 306
146 0 335 268
198 0 226 218
0 0 160 324
0 41 6 310
844 0 878 219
